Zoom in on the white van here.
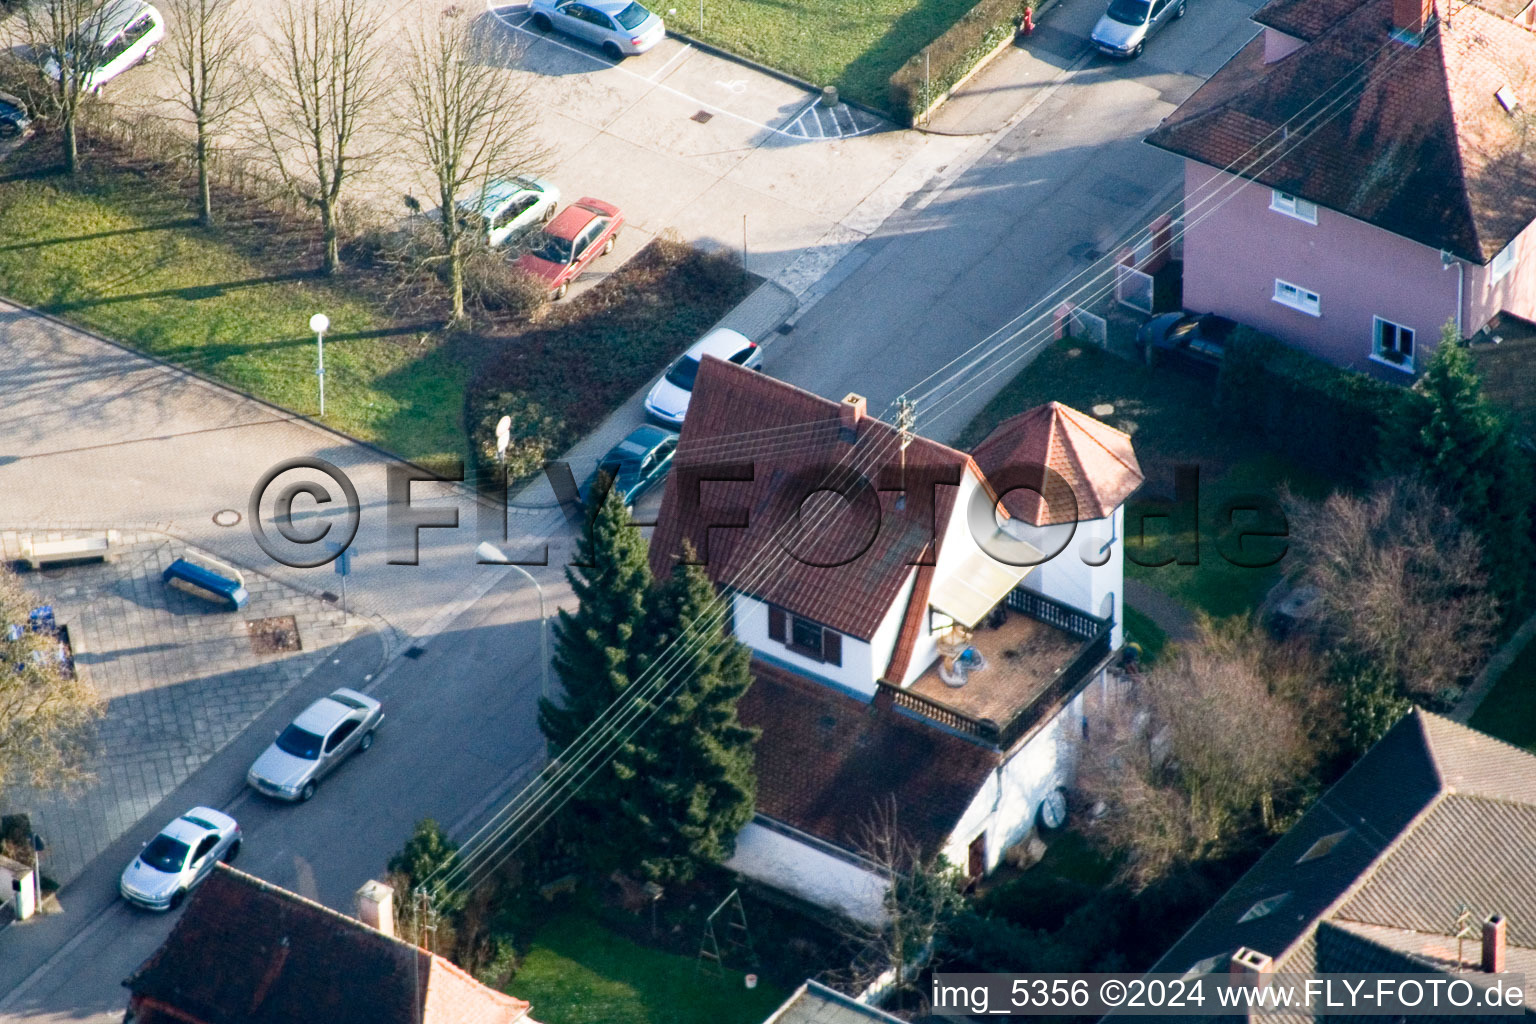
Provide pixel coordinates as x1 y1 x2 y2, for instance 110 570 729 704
45 0 165 94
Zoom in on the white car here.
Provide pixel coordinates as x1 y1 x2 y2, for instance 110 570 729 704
119 807 240 911
449 176 561 249
45 0 165 94
528 0 666 59
644 327 762 427
246 688 384 802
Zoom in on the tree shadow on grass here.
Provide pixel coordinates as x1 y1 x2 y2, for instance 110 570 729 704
834 0 983 105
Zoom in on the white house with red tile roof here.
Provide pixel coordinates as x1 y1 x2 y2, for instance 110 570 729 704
649 360 1143 923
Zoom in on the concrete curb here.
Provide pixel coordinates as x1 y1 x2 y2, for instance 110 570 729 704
661 28 893 125
908 0 1064 133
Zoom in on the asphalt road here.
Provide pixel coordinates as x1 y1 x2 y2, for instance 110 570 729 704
0 572 552 1024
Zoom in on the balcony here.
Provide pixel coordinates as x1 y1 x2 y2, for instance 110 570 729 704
878 588 1113 752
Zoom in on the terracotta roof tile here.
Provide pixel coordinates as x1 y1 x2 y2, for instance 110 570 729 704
970 402 1143 525
739 659 999 857
124 866 531 1024
650 360 987 641
1148 0 1536 262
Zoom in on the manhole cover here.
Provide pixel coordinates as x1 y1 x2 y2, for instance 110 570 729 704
248 616 302 656
690 109 714 123
212 509 242 527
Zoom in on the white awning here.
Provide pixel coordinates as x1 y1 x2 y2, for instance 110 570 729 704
928 536 1038 628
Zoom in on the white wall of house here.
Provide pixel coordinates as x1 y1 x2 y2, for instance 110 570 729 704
942 689 1088 874
1002 506 1125 648
725 821 887 926
732 582 911 698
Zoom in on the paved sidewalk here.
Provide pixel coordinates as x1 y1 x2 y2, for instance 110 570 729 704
0 533 359 886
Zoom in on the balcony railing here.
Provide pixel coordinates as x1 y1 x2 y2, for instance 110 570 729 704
878 586 1113 750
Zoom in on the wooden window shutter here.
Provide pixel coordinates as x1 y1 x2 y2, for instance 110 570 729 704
823 629 842 666
767 605 786 642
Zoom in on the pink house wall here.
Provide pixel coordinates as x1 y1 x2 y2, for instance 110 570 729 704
1466 214 1536 332
1180 162 1510 377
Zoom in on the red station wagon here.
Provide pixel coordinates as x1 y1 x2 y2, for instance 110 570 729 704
515 197 625 299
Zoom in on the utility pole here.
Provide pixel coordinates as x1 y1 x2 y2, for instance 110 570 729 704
895 394 916 506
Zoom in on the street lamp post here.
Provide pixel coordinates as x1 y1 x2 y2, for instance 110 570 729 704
309 313 330 417
476 541 550 703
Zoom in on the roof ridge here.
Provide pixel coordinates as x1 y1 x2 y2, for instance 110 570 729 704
1051 403 1143 480
208 864 429 959
1417 708 1536 778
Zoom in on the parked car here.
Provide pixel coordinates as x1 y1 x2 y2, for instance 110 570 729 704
0 92 32 139
446 176 560 249
246 687 384 802
581 424 679 508
45 0 165 93
119 807 240 910
644 328 763 427
1138 311 1236 368
515 198 624 299
528 0 666 59
1090 0 1184 57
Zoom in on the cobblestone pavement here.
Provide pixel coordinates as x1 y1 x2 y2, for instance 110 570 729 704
0 534 354 885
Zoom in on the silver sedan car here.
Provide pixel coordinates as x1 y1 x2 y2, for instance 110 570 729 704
247 688 384 802
529 0 666 59
119 807 240 911
1091 0 1185 58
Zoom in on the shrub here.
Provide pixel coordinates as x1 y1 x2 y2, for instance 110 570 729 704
1216 328 1412 483
459 252 550 317
888 0 1026 126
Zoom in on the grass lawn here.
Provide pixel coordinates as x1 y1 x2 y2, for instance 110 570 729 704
0 150 467 461
959 340 1336 621
687 0 979 110
504 912 787 1024
1470 633 1536 753
1122 604 1168 665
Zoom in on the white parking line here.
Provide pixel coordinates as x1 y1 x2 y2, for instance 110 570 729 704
648 41 693 81
488 4 881 140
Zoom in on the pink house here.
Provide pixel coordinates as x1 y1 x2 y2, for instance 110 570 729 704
1147 0 1536 378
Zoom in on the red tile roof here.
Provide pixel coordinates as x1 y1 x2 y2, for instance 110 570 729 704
124 866 531 1024
649 359 990 641
970 402 1143 525
739 660 1000 857
1148 0 1536 263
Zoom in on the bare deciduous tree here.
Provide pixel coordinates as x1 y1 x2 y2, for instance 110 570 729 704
1283 478 1498 699
397 9 546 322
0 568 104 800
161 0 247 225
835 797 962 1007
257 0 387 274
1077 617 1332 889
18 0 115 173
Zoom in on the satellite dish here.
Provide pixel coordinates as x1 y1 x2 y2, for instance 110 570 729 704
309 313 330 334
495 415 512 458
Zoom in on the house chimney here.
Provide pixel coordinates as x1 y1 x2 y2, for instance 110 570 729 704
356 879 395 938
1482 914 1506 973
840 393 866 442
1392 0 1433 36
1230 947 1274 975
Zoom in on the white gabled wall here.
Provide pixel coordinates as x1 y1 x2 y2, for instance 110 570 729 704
942 688 1090 873
725 821 887 926
1002 506 1125 648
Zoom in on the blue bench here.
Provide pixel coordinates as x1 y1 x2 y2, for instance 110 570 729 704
162 558 249 610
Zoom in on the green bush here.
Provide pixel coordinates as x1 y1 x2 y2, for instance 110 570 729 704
1216 328 1413 484
888 0 1025 125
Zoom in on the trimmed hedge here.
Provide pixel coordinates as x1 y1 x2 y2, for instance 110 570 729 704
1215 327 1418 484
889 0 1026 126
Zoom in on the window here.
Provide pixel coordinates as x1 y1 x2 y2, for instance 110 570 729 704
192 835 219 863
1297 829 1350 863
122 15 153 45
1373 317 1415 370
1273 279 1320 316
1183 954 1225 979
1492 238 1518 282
324 719 359 753
1238 893 1289 923
728 345 757 365
1270 190 1318 224
768 605 842 665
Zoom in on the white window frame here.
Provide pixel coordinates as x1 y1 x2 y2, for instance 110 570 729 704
1272 279 1321 316
1371 316 1416 372
1269 190 1318 224
1491 238 1517 283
